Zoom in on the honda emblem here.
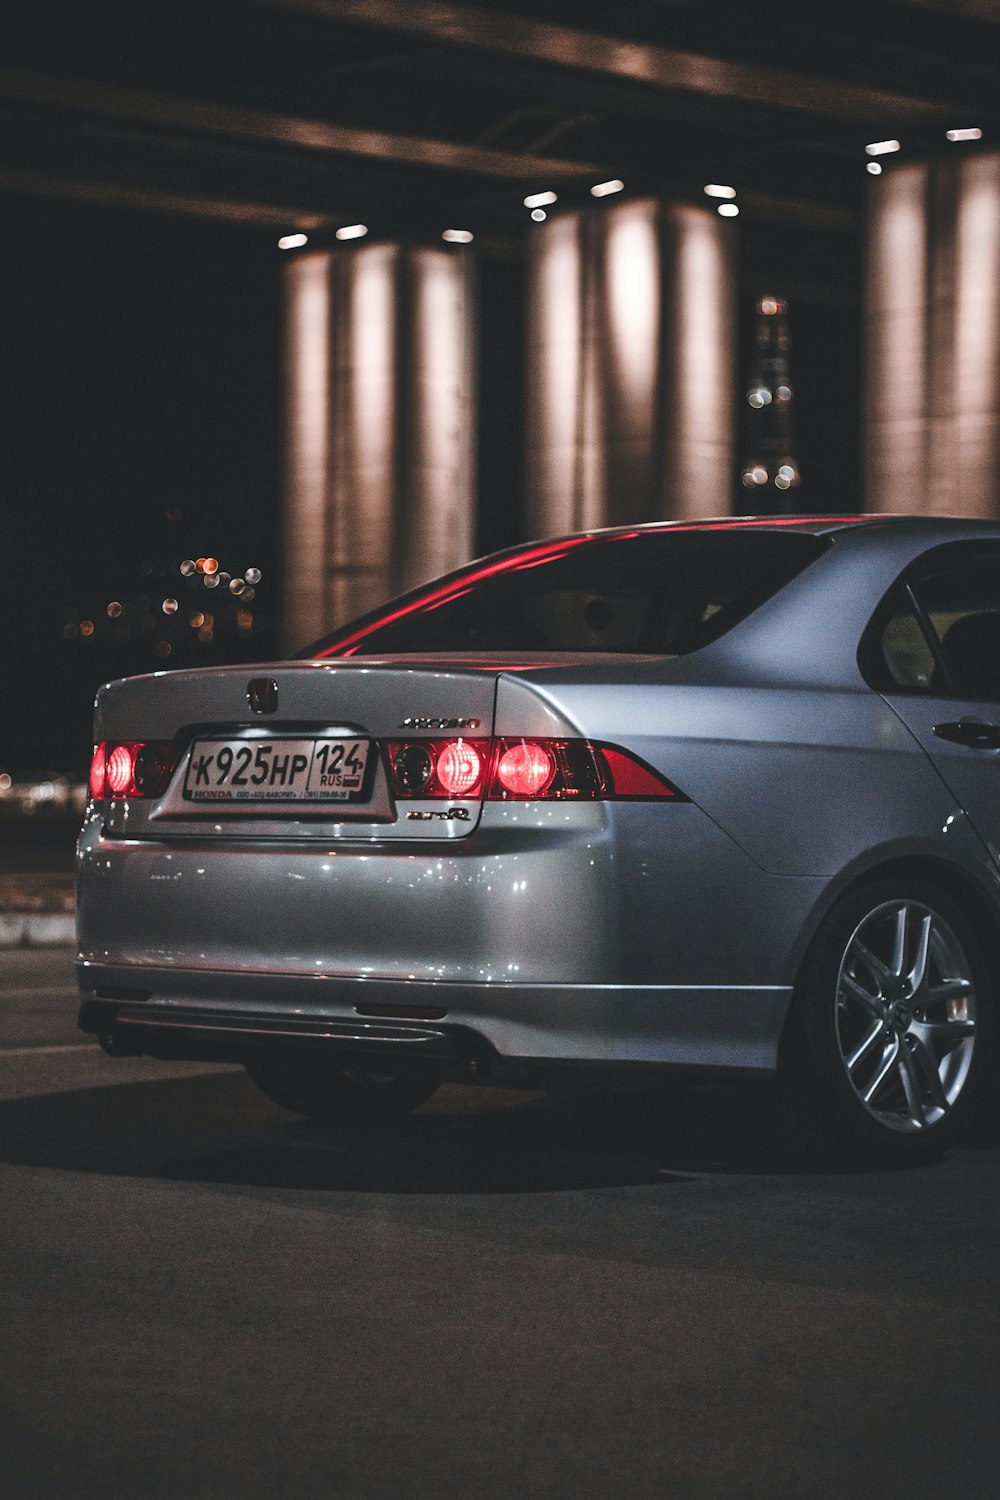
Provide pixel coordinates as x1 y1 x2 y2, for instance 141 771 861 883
247 678 278 714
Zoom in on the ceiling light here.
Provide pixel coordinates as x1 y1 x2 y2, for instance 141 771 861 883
335 224 368 241
718 203 740 218
865 140 901 156
524 191 557 209
591 179 624 198
867 162 883 175
530 208 547 222
277 233 308 250
442 229 474 243
704 184 737 200
946 127 983 142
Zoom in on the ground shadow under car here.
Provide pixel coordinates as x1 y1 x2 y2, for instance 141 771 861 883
7 1061 983 1190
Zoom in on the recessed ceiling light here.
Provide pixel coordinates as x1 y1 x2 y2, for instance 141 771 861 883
442 229 474 243
277 233 308 250
524 191 557 209
946 127 983 142
867 162 883 175
718 203 740 218
530 208 547 222
591 179 625 198
335 224 368 241
865 140 901 156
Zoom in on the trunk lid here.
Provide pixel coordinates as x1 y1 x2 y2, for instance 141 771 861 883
95 659 504 842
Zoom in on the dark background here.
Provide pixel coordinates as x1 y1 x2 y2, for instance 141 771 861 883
6 0 987 774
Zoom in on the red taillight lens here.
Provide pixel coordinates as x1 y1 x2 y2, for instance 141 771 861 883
384 737 685 802
386 739 492 799
89 741 179 801
89 744 107 800
495 741 556 797
436 740 483 796
106 744 136 796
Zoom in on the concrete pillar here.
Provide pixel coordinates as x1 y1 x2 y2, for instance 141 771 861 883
865 149 1000 518
281 241 477 651
525 196 738 539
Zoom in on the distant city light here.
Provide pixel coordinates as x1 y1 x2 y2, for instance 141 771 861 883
867 162 883 175
180 559 196 577
162 598 178 615
704 184 737 200
946 128 982 142
277 233 309 250
245 567 262 584
336 224 368 241
442 229 474 243
524 191 558 208
718 203 740 218
591 179 624 198
106 601 123 618
865 139 901 156
530 208 547 222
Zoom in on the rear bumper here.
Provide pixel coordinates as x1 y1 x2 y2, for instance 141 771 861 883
76 961 791 1078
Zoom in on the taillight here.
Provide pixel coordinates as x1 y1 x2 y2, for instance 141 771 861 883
88 742 179 801
387 739 491 799
384 738 684 802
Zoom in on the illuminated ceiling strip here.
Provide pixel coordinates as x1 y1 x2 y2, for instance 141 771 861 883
260 0 958 122
0 66 604 181
0 166 339 229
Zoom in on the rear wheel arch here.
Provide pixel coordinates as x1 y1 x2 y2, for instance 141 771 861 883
778 857 1000 1162
798 855 1000 1001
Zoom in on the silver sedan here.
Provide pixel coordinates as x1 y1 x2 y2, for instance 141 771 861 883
76 515 1000 1165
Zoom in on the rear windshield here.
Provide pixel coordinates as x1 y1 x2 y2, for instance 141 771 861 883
306 530 828 658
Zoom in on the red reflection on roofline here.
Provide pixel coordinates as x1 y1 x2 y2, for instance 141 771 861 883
312 517 873 659
316 537 590 657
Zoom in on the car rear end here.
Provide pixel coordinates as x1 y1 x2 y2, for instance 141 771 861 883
77 523 840 1084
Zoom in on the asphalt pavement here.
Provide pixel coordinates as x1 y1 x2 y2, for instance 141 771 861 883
4 948 1000 1499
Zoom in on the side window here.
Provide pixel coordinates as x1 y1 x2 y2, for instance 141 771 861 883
912 563 1000 699
878 597 937 689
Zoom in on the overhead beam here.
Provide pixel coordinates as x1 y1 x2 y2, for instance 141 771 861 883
0 67 604 181
255 0 958 123
0 166 340 229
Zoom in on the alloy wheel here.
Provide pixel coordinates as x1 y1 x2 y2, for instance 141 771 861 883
835 899 977 1133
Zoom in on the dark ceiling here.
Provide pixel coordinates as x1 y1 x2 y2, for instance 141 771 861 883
3 0 998 251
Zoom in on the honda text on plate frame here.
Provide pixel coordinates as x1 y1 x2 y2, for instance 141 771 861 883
76 517 1000 1166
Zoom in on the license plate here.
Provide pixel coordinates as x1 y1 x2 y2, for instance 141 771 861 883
183 738 371 802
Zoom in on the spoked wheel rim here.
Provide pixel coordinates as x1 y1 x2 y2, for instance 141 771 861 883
835 899 977 1134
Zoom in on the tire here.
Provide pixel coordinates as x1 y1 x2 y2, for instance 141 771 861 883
779 879 994 1166
244 1050 439 1124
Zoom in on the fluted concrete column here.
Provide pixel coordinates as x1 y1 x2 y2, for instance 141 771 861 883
281 242 477 651
866 150 1000 517
525 196 738 539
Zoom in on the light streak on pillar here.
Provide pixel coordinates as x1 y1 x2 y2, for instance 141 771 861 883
864 163 930 513
525 211 584 537
283 241 478 639
661 203 738 519
526 196 736 536
281 251 332 651
329 243 400 625
954 153 1000 517
401 246 476 593
600 198 661 523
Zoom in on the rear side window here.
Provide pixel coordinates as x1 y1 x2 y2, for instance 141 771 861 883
307 531 828 657
864 549 1000 698
913 563 1000 698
